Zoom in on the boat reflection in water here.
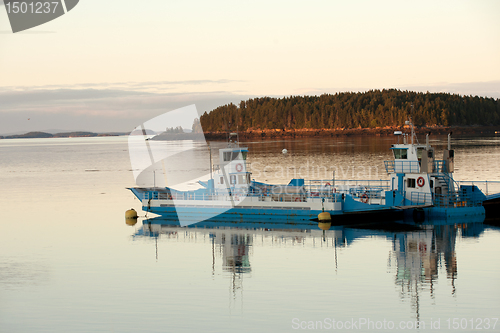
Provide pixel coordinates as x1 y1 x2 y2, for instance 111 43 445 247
134 219 346 271
388 222 486 319
134 219 346 297
132 218 490 316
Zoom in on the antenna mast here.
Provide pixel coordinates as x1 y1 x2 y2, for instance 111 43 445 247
208 143 213 180
410 104 414 145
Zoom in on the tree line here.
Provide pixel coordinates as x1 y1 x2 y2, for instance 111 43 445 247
199 89 500 132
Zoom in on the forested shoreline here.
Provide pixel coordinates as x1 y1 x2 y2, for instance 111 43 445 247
200 90 500 137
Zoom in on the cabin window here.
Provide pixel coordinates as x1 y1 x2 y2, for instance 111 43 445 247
407 178 416 188
220 177 224 185
223 150 247 162
393 148 408 159
247 173 251 183
238 175 245 184
430 180 434 189
230 175 236 184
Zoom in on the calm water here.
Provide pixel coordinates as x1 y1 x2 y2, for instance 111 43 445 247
1 135 499 333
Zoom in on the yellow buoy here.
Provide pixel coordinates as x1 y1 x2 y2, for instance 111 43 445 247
126 219 137 226
318 211 331 230
318 221 331 231
318 212 331 221
125 208 138 226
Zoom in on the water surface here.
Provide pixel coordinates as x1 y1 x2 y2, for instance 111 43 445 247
1 135 499 332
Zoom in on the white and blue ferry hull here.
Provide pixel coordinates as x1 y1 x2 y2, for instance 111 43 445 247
130 188 404 225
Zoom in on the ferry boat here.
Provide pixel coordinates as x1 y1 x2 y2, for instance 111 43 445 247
129 120 499 226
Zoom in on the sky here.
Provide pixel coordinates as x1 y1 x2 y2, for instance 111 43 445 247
0 0 499 134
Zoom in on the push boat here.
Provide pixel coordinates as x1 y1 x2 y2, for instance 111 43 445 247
129 121 500 226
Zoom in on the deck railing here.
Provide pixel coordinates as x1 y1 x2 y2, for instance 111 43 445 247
384 160 452 174
409 192 433 205
454 180 500 196
433 192 482 208
384 160 420 173
142 179 392 203
143 191 321 204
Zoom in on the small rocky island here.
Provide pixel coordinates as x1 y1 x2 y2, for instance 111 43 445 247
0 131 126 139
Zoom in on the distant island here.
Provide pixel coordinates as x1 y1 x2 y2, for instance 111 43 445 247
200 89 500 138
0 131 128 139
150 124 204 141
150 132 205 141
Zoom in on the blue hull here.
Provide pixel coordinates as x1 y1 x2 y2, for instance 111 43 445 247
403 205 485 224
143 205 403 225
142 203 485 225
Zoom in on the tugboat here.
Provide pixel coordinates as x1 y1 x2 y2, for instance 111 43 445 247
384 122 485 222
129 120 497 226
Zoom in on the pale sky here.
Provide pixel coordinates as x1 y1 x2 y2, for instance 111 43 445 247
0 0 499 134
